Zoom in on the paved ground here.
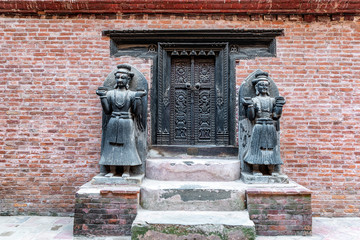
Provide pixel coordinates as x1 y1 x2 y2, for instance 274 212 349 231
0 216 359 240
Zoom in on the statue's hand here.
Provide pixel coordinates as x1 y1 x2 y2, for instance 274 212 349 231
96 86 108 97
241 97 253 107
136 90 147 98
275 96 286 106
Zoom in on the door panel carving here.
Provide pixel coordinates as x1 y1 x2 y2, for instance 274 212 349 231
155 44 232 146
170 57 215 145
194 59 215 144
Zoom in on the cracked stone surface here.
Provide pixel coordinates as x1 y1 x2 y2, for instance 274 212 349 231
132 209 256 240
140 179 247 211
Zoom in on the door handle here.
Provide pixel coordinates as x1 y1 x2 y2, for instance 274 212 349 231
185 82 200 90
195 83 201 90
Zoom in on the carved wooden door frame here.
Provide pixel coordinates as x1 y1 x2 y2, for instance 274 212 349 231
154 42 233 146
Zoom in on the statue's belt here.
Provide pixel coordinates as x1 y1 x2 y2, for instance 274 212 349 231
111 112 131 119
256 118 274 125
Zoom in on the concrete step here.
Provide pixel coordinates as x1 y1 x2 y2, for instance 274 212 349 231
146 157 240 181
132 209 255 240
140 179 247 211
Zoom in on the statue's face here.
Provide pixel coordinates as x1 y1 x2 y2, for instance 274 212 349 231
115 72 130 87
256 81 269 95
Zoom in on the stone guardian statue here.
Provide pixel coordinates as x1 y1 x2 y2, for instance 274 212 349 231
96 64 148 177
239 70 287 183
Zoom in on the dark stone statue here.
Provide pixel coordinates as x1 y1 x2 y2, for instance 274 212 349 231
96 64 148 177
239 70 287 182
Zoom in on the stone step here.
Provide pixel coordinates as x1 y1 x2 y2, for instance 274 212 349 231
146 157 240 181
140 179 247 211
132 209 255 240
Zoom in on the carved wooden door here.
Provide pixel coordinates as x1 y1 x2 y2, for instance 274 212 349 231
155 43 232 146
170 56 216 145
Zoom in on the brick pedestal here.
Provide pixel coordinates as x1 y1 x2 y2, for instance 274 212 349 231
73 182 140 236
246 183 312 236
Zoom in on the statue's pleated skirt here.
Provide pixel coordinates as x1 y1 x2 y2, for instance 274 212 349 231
99 117 142 166
244 122 283 165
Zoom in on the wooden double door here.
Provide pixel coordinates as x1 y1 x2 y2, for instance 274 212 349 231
170 56 216 145
155 44 232 146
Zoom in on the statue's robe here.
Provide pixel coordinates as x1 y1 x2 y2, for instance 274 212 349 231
244 96 283 165
99 89 142 166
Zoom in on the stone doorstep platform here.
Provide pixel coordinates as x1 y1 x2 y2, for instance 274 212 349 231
146 157 240 181
74 177 311 238
132 209 256 240
138 179 311 237
140 178 247 211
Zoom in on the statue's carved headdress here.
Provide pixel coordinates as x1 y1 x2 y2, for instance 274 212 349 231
115 64 135 78
252 71 270 95
252 71 270 85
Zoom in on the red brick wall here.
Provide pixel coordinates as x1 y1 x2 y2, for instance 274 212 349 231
0 14 359 217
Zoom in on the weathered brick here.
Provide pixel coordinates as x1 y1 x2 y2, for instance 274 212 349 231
247 187 313 236
73 186 139 236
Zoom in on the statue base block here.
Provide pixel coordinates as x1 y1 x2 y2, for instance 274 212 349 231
73 178 140 237
246 181 312 236
241 172 289 184
91 174 144 185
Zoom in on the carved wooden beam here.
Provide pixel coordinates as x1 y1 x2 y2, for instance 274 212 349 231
103 29 284 45
0 0 359 15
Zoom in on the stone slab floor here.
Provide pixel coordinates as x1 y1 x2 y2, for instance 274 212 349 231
0 216 359 240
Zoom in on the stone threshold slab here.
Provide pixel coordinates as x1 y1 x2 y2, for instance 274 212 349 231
134 209 254 226
146 157 240 181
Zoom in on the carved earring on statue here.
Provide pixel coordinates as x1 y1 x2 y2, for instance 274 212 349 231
126 84 129 90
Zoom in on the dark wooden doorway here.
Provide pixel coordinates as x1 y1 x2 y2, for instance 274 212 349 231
170 56 216 145
155 43 232 146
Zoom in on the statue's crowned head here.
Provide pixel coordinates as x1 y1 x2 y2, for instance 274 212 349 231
252 72 270 96
114 64 135 89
